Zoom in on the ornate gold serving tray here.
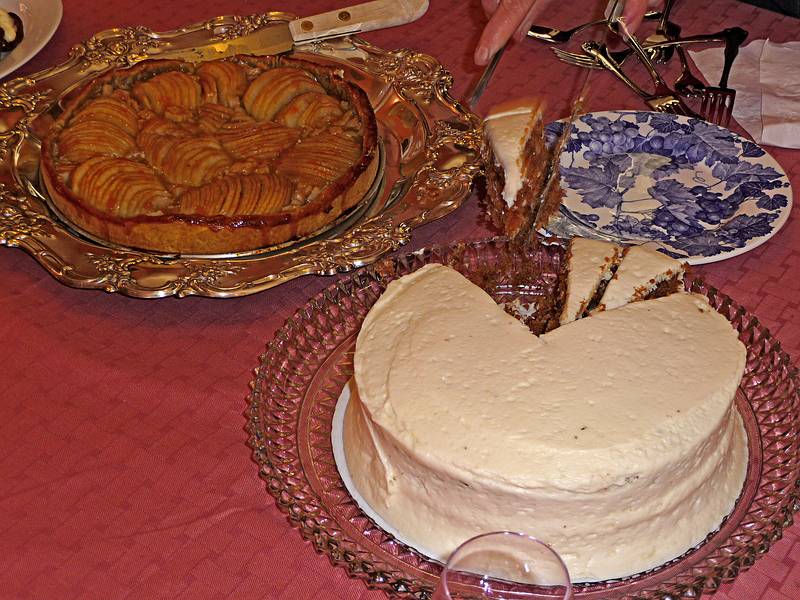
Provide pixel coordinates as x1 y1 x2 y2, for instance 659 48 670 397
0 12 482 298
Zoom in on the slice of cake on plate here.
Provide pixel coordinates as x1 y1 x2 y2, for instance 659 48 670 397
560 237 622 325
597 245 686 312
482 98 561 239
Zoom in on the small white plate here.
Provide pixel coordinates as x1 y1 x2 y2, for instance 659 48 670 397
0 0 62 80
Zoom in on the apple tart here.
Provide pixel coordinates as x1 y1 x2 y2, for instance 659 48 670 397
41 56 379 254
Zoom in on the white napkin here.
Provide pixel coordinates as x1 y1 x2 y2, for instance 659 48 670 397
689 40 800 148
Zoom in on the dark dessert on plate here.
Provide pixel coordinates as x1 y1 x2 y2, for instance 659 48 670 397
0 9 24 53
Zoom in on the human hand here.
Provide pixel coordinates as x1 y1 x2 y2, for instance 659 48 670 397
474 0 663 66
621 0 665 34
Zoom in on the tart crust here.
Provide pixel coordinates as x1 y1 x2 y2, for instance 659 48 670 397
41 56 379 254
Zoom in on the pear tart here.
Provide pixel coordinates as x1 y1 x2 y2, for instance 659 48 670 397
41 56 379 254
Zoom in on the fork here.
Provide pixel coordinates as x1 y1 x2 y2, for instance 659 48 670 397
674 45 707 97
527 10 661 43
608 18 700 116
594 36 737 126
673 47 734 124
699 85 736 127
551 28 741 70
581 41 697 117
696 28 747 127
643 0 678 63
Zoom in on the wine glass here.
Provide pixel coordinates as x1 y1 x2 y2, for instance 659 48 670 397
432 531 572 600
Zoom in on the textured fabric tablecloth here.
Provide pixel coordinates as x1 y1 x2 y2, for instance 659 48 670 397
1 1 798 598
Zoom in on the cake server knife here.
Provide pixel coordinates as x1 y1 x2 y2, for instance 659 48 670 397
190 0 429 60
466 44 507 110
530 0 625 233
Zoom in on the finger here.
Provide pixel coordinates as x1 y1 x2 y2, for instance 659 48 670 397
514 0 547 42
474 0 536 65
621 0 649 32
482 0 501 17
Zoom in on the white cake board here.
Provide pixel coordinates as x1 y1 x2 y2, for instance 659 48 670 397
331 379 446 563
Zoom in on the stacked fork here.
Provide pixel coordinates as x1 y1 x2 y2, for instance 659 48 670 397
581 40 696 117
528 3 747 126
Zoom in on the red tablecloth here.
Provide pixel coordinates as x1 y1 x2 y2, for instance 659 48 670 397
1 1 798 598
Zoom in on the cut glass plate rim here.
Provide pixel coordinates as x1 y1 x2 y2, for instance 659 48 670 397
544 110 793 265
246 237 800 599
331 378 759 586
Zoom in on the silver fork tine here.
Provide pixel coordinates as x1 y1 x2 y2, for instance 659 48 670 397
696 88 736 126
720 94 732 125
658 100 680 116
550 47 601 68
711 93 722 124
670 101 688 116
700 93 711 121
712 92 723 124
723 92 735 126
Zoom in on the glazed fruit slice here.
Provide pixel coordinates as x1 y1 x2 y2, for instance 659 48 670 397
133 70 202 114
277 130 362 187
178 173 294 216
69 96 139 137
71 157 171 217
198 60 248 108
243 67 325 121
58 120 136 163
217 120 301 162
275 92 344 129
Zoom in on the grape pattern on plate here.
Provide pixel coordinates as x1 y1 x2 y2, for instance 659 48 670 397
545 112 791 259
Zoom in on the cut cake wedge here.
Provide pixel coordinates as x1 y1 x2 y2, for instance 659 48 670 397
560 237 623 324
597 245 686 312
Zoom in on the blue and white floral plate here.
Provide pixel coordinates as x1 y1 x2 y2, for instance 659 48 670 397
544 111 792 264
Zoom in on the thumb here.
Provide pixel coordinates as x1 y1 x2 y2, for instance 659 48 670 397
621 0 649 32
474 0 538 65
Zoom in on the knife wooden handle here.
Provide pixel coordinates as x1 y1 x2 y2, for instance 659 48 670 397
289 0 429 43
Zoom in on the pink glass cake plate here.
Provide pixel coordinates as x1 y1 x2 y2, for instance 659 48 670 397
246 238 800 599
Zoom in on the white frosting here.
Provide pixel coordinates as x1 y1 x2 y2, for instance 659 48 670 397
345 263 747 582
599 245 685 311
560 237 621 324
484 107 539 208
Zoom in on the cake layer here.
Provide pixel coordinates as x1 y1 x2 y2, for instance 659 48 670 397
483 99 544 209
482 98 552 238
599 245 685 312
560 237 622 324
345 263 747 582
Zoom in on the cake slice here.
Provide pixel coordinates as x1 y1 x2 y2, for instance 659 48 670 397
482 98 556 239
560 237 622 325
596 245 686 312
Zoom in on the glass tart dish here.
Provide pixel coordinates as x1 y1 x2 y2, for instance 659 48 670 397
0 12 482 297
246 238 800 599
